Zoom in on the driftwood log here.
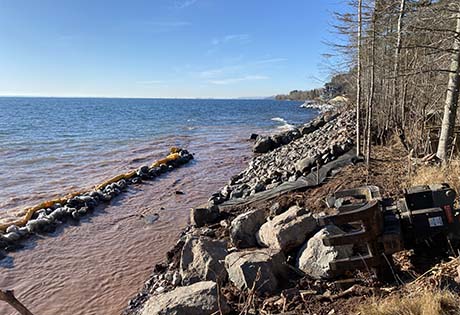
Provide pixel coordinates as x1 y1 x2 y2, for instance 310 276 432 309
0 289 34 315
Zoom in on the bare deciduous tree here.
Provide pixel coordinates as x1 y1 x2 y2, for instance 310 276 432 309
437 6 460 162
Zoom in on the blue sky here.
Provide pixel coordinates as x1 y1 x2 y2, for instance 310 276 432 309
0 0 347 98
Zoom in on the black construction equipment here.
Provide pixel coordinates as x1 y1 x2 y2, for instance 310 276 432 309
319 184 460 277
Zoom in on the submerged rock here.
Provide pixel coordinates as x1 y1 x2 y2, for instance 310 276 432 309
140 281 229 315
253 136 275 153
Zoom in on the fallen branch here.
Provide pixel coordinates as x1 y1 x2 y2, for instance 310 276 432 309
0 289 35 315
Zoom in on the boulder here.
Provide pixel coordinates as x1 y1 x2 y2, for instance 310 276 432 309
180 236 228 284
230 209 267 249
253 136 275 153
141 281 229 315
294 156 317 174
257 206 317 252
225 249 287 294
190 205 220 227
296 225 353 279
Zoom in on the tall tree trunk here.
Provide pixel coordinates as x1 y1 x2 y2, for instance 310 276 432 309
356 0 363 156
436 9 460 162
366 8 377 165
394 0 406 129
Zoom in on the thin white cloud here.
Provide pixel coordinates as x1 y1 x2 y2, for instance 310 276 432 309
212 34 251 46
198 65 243 78
176 0 198 9
253 58 288 65
209 75 269 85
136 80 165 85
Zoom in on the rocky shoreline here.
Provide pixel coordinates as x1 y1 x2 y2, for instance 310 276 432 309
124 108 359 315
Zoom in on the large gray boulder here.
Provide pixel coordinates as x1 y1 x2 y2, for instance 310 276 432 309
296 225 353 279
230 209 267 249
257 206 317 252
190 205 219 227
253 136 275 153
180 236 228 285
225 249 287 294
141 281 230 315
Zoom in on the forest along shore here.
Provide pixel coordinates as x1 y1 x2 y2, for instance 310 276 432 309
124 108 359 315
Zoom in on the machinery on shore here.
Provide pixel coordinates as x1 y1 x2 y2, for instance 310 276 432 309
319 184 460 277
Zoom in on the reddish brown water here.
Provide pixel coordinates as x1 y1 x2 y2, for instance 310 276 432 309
0 131 253 315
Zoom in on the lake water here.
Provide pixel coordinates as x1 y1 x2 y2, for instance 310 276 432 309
0 97 315 315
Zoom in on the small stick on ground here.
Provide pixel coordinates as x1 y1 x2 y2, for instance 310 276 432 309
0 289 35 315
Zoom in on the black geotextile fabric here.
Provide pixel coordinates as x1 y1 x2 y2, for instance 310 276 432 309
219 148 358 209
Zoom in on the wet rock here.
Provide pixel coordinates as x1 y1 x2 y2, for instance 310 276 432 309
253 136 276 153
225 249 287 294
4 231 21 242
140 281 229 315
250 133 259 140
190 205 220 228
296 225 353 279
180 236 228 284
257 206 317 252
17 227 29 237
5 225 19 234
143 213 160 224
26 218 54 233
48 207 67 221
137 166 150 178
230 209 267 249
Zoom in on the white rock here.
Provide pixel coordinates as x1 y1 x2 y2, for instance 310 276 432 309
296 225 353 279
141 281 229 315
230 209 267 248
257 206 317 252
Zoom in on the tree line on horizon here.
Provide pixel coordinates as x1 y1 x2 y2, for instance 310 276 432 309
274 73 352 101
329 0 460 164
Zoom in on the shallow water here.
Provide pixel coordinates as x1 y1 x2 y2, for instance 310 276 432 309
0 98 315 315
